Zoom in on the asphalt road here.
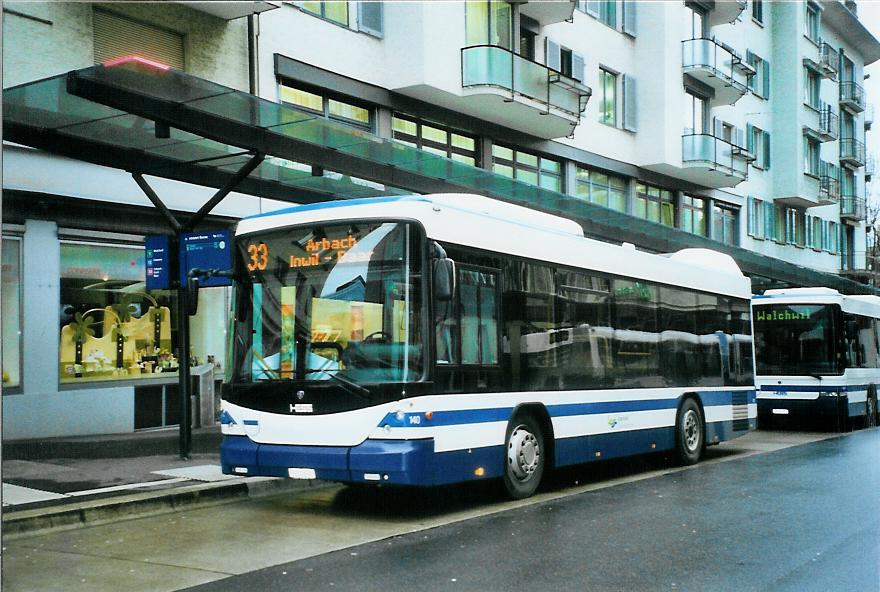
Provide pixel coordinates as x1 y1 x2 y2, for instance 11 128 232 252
183 429 880 592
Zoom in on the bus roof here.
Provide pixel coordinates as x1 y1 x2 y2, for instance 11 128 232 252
237 194 751 298
755 287 880 317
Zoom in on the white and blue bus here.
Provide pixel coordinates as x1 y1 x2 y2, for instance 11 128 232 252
753 287 880 429
220 194 756 498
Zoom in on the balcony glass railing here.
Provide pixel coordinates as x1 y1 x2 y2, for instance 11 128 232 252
461 45 588 117
840 196 866 221
681 38 750 94
682 133 749 178
840 137 866 166
840 81 866 112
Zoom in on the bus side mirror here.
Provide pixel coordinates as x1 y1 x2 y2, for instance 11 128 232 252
433 258 456 302
186 276 200 316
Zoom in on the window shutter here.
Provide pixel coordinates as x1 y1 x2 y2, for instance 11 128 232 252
735 126 745 148
746 123 754 153
93 9 184 69
358 1 384 38
763 60 770 98
571 52 585 82
622 0 637 36
622 74 637 132
763 131 771 169
545 38 561 71
586 1 600 17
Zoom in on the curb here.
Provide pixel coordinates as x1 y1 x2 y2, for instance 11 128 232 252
2 478 330 540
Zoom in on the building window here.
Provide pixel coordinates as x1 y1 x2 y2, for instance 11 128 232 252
598 68 617 126
805 1 820 44
752 0 763 23
681 195 706 236
492 145 562 192
803 134 820 176
826 221 839 253
687 4 707 39
297 1 349 26
803 67 820 109
785 208 806 246
634 183 674 226
598 0 617 27
841 168 856 197
809 216 823 250
279 82 372 130
466 0 512 49
392 115 479 166
684 90 708 135
746 52 769 99
748 125 770 170
713 205 739 246
92 8 185 69
773 203 786 242
2 237 22 389
574 166 627 212
747 197 766 239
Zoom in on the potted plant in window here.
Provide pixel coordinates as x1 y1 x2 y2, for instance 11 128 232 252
110 297 134 370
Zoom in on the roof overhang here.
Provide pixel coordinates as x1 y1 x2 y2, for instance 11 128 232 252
176 1 279 21
3 57 877 295
820 1 880 65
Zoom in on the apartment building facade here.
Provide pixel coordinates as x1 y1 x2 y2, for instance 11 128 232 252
2 0 879 439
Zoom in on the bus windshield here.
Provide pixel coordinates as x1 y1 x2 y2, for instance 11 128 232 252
231 221 423 385
753 303 840 376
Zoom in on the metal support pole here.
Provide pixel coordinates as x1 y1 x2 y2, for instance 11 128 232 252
177 275 192 459
132 173 183 233
183 153 265 232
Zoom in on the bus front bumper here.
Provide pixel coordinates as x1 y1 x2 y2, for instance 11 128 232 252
220 435 438 485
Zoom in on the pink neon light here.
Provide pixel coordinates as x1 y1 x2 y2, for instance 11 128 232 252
103 55 171 71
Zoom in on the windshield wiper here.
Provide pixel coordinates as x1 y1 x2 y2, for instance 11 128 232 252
304 368 372 400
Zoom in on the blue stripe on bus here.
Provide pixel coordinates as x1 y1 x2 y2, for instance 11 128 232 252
379 391 753 428
758 384 867 393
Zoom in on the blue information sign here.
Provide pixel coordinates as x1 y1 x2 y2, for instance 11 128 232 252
179 230 233 287
145 235 171 290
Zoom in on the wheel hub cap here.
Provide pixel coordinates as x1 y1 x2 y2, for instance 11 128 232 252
684 410 699 451
508 426 540 481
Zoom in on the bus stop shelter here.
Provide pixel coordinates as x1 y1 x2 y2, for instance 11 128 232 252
4 57 877 450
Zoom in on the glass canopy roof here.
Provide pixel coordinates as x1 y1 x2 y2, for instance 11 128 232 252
3 57 874 294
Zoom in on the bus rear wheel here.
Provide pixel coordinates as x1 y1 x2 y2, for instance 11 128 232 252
502 415 545 499
675 398 704 466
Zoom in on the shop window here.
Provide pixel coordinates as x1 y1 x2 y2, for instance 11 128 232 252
634 182 674 226
575 166 626 212
279 82 372 130
2 237 22 389
392 115 479 166
93 8 184 69
492 145 562 192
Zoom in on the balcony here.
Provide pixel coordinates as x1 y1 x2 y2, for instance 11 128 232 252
681 133 750 187
682 39 751 106
840 81 866 113
461 45 591 139
867 155 875 182
840 137 866 167
818 42 839 80
177 1 278 20
840 196 866 221
708 0 746 26
818 161 841 205
818 104 839 141
516 0 576 26
866 104 874 131
840 252 874 278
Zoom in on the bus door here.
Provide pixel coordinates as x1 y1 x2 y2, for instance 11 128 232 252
434 265 502 392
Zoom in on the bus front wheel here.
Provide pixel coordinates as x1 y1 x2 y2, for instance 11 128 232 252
675 398 704 466
502 415 545 499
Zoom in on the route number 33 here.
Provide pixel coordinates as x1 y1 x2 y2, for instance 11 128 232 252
247 243 269 271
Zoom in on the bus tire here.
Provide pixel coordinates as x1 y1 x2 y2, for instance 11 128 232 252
866 386 877 429
675 398 704 466
502 414 545 500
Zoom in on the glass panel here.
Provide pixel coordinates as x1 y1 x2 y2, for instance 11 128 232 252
2 238 21 388
451 133 475 150
324 1 349 24
492 163 514 178
466 0 489 45
421 124 448 144
517 169 539 186
392 116 417 136
492 144 514 161
59 243 175 384
754 304 840 375
516 151 538 167
490 0 512 49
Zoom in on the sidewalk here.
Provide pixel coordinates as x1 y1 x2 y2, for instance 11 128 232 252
1 427 317 538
